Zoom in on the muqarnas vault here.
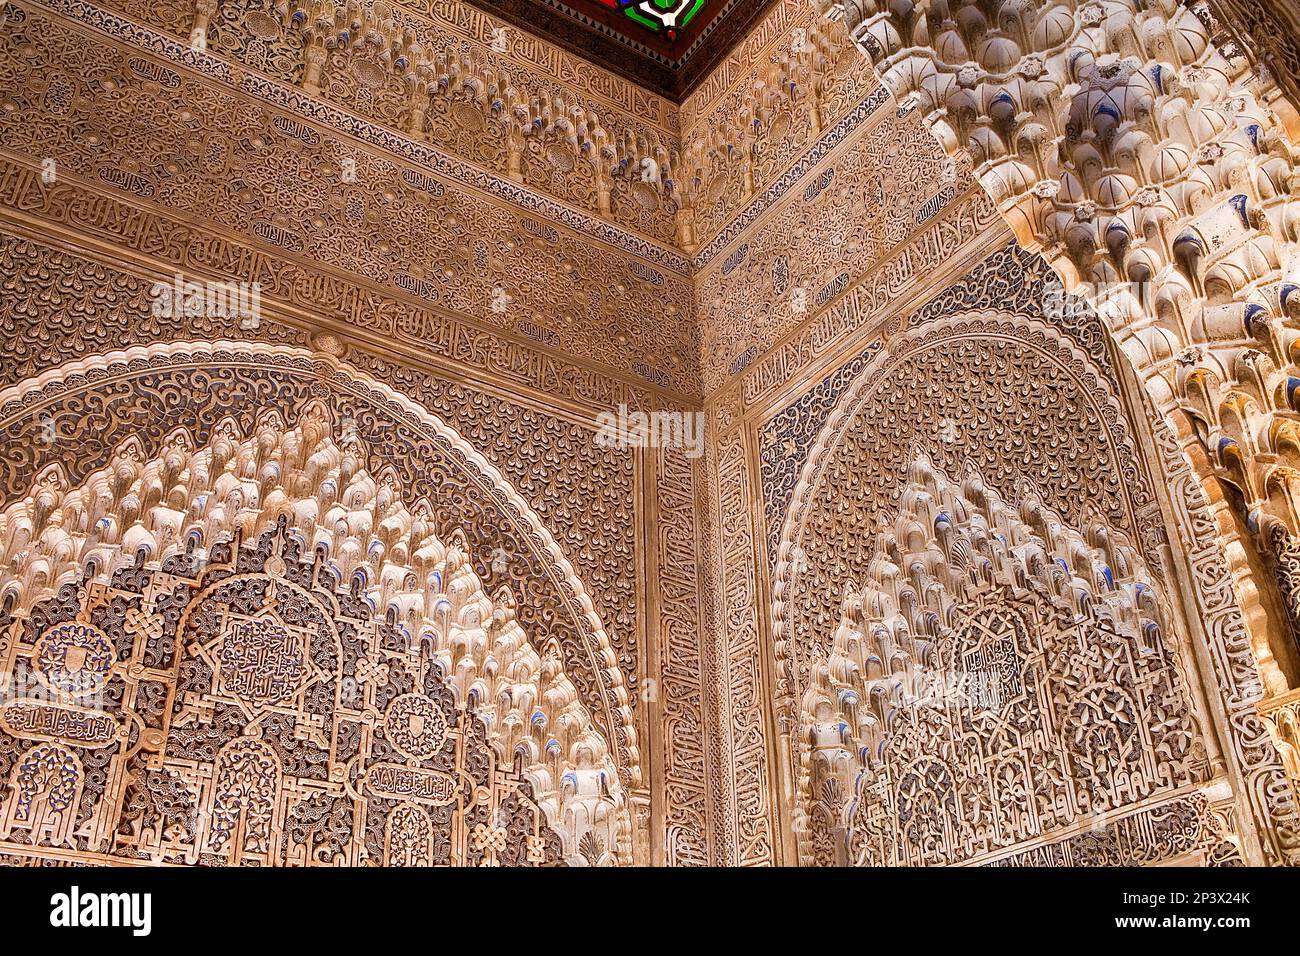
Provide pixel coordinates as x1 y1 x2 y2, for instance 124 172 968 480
2 0 1300 867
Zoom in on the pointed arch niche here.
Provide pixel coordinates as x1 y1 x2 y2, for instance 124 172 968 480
790 454 1228 865
765 293 1298 865
0 341 638 866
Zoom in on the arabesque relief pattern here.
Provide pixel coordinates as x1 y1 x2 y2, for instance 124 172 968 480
830 0 1300 849
23 0 880 254
684 0 1297 866
677 4 881 248
76 0 684 240
758 240 1300 864
0 234 650 730
5 0 1300 869
0 398 630 865
0 1 699 394
695 92 974 389
796 454 1235 866
0 337 681 861
652 448 711 866
702 420 775 866
0 0 719 856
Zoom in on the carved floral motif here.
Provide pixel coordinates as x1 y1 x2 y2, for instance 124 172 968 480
0 388 632 865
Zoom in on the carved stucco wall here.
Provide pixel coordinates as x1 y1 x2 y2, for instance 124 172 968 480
0 0 698 396
822 0 1300 765
763 242 1294 865
0 0 720 867
707 232 1300 865
694 0 1300 865
3 0 1299 868
693 4 1004 866
0 222 719 866
1 0 889 868
44 0 685 243
0 29 708 873
0 341 643 862
791 455 1229 865
0 360 635 864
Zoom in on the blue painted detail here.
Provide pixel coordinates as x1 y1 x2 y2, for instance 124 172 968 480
1287 376 1300 408
1244 303 1265 335
1229 194 1250 228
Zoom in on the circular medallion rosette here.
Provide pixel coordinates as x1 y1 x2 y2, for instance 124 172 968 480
34 622 115 698
383 694 450 760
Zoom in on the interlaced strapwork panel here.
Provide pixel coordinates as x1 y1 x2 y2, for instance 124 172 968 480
0 394 631 866
794 456 1238 866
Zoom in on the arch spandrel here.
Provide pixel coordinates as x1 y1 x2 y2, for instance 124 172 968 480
0 341 637 866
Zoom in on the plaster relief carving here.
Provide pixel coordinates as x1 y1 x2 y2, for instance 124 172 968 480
792 455 1233 866
3 0 1300 871
0 344 635 865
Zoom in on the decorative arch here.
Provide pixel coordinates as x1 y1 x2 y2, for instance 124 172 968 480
823 0 1300 803
764 293 1295 862
0 341 637 865
771 306 1148 717
790 454 1233 865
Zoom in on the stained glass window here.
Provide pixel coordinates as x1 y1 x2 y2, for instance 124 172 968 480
591 0 710 42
